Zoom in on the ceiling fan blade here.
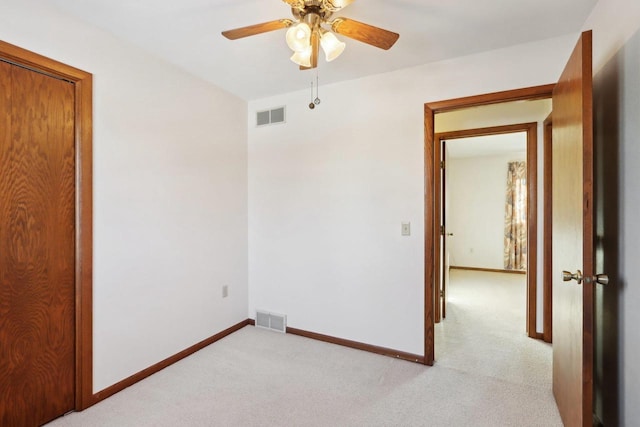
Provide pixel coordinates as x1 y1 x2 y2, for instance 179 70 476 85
222 19 293 40
311 30 319 68
331 18 399 50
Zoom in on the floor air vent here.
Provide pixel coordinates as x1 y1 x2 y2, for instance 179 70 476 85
255 310 287 333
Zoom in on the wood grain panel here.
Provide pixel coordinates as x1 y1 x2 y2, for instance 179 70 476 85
286 326 425 364
543 115 553 343
74 73 94 410
332 18 399 50
426 85 555 113
433 133 442 324
441 139 448 320
551 31 593 427
311 29 319 69
222 20 292 40
1 40 94 411
0 64 76 426
526 124 538 338
450 266 526 275
423 105 435 366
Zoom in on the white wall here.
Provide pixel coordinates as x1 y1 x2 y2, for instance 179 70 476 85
435 100 552 132
447 152 526 270
583 0 640 424
248 34 577 355
0 0 249 391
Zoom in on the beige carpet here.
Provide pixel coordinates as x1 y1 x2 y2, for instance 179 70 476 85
48 270 561 426
435 270 553 390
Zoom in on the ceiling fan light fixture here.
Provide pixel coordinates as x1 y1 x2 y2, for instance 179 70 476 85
290 45 312 67
320 31 346 62
286 22 312 51
222 0 399 71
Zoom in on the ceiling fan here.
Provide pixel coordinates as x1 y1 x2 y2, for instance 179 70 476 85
221 0 399 70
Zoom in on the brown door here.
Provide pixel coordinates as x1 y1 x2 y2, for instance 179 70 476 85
551 30 594 427
433 136 445 322
440 140 449 319
0 61 76 425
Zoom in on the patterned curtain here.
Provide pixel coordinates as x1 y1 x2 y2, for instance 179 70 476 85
504 161 527 270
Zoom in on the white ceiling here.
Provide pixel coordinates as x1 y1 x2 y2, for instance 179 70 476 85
48 0 597 100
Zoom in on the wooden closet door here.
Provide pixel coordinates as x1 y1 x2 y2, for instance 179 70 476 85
0 61 76 426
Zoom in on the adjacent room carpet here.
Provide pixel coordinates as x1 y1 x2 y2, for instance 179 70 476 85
48 270 561 426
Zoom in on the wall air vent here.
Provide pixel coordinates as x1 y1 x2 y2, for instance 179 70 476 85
256 107 286 127
255 310 287 333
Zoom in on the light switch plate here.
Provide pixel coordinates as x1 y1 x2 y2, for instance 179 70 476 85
401 222 411 236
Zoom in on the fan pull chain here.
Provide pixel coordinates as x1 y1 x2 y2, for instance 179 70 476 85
314 72 321 105
308 72 321 110
309 81 315 109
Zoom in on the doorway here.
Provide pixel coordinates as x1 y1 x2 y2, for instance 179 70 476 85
423 85 555 365
434 123 539 331
0 41 94 424
425 31 596 425
435 129 532 330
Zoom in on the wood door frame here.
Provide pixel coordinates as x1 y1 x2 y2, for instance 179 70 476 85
440 139 447 321
0 41 94 410
423 84 554 365
434 123 538 331
543 114 553 343
434 139 444 323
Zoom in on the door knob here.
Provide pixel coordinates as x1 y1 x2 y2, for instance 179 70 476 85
594 274 609 285
562 270 609 285
585 274 609 285
562 270 583 284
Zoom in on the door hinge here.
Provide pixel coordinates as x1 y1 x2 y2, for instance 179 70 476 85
440 290 444 297
440 225 444 235
440 160 445 169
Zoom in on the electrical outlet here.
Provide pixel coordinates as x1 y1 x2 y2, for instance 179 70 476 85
222 285 229 298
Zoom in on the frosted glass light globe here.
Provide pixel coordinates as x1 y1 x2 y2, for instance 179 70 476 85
290 45 312 67
286 23 311 52
320 31 346 62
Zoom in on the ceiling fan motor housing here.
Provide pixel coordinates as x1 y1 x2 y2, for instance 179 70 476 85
292 4 332 25
303 11 322 30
